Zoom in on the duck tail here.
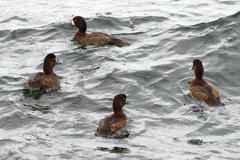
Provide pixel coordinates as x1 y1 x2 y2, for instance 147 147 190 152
109 38 130 47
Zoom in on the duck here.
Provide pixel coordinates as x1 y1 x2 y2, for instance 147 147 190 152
24 54 62 92
95 94 132 137
189 59 224 106
69 16 130 47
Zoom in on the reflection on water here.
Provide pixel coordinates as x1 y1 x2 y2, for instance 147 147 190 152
187 139 215 145
23 104 52 114
97 130 130 139
187 139 203 145
183 104 206 119
110 130 130 139
22 87 60 100
96 146 130 154
22 89 45 100
1 0 240 159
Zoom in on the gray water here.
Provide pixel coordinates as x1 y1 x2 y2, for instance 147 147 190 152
1 0 240 159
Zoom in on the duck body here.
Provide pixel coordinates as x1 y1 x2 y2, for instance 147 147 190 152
95 94 132 137
24 72 60 92
95 113 127 137
189 59 224 106
24 54 60 92
71 16 130 47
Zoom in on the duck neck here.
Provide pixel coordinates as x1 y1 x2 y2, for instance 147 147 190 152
78 28 86 33
113 106 124 115
195 73 203 79
43 64 56 76
194 67 204 80
76 31 86 36
78 19 87 33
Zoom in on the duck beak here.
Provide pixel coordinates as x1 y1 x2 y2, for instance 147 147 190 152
189 62 195 70
189 64 194 70
71 20 75 26
126 99 133 105
64 20 75 28
56 58 63 64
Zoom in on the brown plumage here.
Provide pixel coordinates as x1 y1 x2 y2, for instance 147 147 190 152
70 16 130 47
189 59 224 106
24 54 60 92
95 94 132 137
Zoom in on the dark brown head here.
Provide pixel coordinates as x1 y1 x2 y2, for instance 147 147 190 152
43 54 58 75
71 16 87 33
112 94 131 114
192 59 204 79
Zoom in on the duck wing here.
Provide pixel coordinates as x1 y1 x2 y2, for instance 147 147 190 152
83 32 111 45
189 85 209 101
24 73 59 91
90 32 130 46
95 117 115 137
111 116 127 132
95 115 127 137
190 85 224 106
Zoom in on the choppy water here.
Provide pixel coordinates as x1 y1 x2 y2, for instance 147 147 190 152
1 0 240 159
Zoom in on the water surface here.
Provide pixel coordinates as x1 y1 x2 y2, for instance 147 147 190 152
1 0 240 159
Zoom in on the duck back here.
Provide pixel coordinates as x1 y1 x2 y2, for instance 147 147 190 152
24 72 60 92
74 32 130 46
190 84 224 106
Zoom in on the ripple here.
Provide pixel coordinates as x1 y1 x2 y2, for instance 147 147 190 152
1 0 240 159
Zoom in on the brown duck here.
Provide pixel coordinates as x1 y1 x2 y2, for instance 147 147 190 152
189 59 224 106
69 16 130 47
24 54 61 92
95 94 132 137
